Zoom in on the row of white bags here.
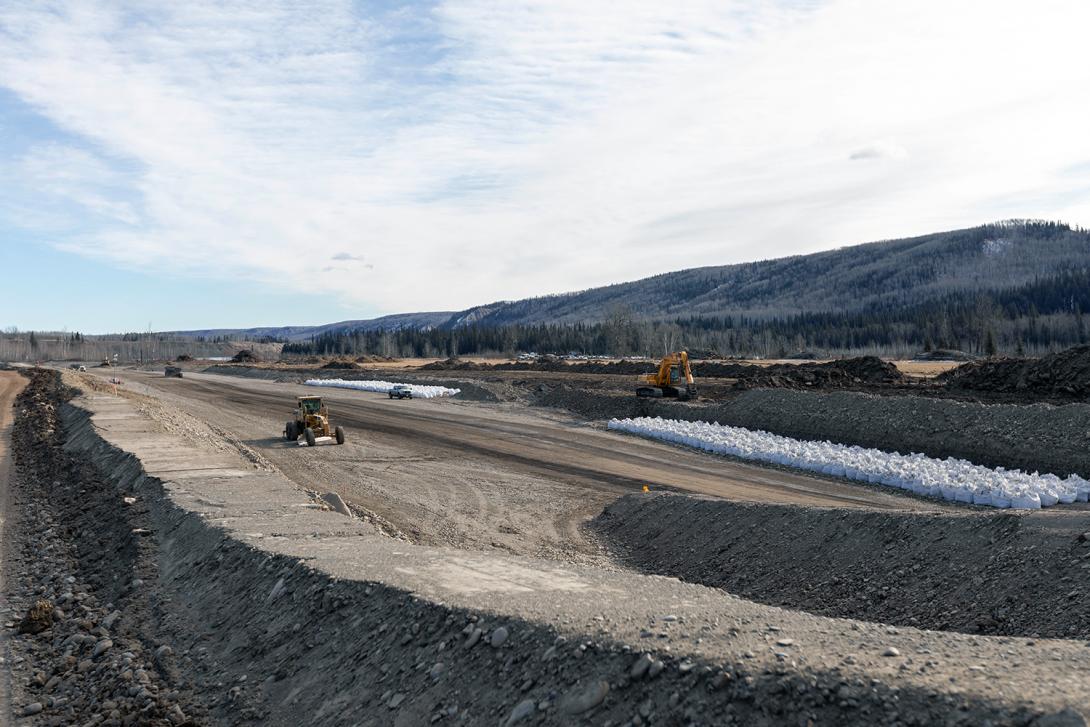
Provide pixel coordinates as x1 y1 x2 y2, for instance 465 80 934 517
304 379 460 398
608 416 1090 509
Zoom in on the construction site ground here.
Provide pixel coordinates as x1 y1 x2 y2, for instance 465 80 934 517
2 360 1090 724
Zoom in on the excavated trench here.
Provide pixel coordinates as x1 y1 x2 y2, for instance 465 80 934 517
5 370 1090 725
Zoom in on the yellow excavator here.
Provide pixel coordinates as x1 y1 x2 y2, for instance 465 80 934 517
636 351 696 401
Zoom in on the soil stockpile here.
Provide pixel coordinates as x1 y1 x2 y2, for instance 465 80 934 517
420 356 486 371
462 356 906 389
320 359 359 369
230 349 260 363
593 492 1090 639
732 356 906 390
941 345 1090 398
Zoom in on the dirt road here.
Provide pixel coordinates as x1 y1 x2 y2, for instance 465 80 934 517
88 369 938 561
0 371 27 722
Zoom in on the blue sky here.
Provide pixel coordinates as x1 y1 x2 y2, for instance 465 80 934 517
2 1 1090 333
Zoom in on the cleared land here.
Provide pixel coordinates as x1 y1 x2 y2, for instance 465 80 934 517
4 362 1090 724
84 369 937 563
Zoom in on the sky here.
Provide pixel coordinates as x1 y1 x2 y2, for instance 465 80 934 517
2 0 1090 333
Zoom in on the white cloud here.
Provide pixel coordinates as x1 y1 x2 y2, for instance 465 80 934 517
1 0 1089 316
849 141 908 161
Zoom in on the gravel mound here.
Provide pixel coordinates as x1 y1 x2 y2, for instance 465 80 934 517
319 359 359 369
594 492 1090 639
420 357 487 371
733 356 906 390
941 345 1090 397
230 349 260 363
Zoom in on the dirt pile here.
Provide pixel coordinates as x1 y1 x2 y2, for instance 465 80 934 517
320 359 359 369
230 349 260 363
733 356 906 390
941 345 1090 398
594 492 1090 640
419 356 486 371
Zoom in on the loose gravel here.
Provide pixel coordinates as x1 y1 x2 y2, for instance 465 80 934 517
593 491 1090 640
8 370 1090 724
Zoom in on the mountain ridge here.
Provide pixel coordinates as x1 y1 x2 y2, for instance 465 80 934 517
173 220 1090 341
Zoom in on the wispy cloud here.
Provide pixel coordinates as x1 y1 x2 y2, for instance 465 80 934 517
1 0 1089 317
849 141 908 162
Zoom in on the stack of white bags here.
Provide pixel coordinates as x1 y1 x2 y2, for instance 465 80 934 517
304 379 461 399
608 416 1089 509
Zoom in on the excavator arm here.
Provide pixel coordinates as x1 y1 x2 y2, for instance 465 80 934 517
636 351 696 400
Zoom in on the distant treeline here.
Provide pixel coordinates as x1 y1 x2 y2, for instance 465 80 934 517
0 329 283 363
283 268 1090 359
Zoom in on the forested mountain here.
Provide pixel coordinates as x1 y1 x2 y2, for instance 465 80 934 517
446 220 1089 327
170 312 453 342
206 220 1090 357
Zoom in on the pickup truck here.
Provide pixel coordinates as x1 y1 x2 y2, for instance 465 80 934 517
388 384 413 400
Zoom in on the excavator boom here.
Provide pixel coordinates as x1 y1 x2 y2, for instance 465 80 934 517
636 351 696 400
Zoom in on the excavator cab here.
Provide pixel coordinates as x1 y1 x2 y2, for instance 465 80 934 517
636 351 697 401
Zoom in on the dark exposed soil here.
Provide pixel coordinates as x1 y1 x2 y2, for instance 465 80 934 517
593 492 1090 640
940 345 1090 398
6 370 207 725
319 359 360 369
730 356 906 390
229 349 259 363
422 355 909 391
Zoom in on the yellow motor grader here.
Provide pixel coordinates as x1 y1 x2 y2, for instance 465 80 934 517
284 395 346 446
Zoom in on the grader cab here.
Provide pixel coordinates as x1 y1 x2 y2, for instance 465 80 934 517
285 395 346 446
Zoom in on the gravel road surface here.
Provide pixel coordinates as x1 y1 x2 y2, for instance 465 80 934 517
87 369 939 562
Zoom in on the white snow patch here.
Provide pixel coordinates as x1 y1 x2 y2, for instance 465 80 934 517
305 378 460 398
608 416 1090 510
